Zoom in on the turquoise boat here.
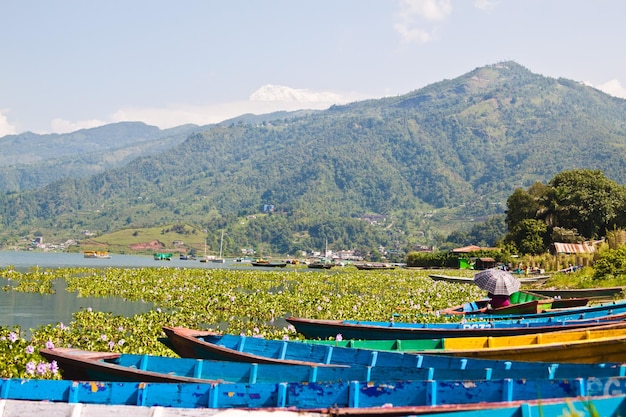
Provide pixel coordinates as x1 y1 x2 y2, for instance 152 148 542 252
284 313 626 340
162 326 626 374
41 346 626 383
1 375 626 410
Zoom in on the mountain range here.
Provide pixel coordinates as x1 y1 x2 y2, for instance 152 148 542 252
1 61 625 256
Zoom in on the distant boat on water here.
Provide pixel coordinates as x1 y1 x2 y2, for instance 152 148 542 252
210 231 226 263
83 251 111 259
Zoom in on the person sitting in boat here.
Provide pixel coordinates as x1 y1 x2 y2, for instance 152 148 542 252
488 293 511 309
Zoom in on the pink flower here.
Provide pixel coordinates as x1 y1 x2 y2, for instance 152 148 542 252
45 340 55 349
336 333 343 342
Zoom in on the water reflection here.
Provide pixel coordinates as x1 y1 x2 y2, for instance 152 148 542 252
0 278 153 333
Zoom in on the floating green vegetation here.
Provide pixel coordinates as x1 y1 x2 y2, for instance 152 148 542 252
1 264 612 379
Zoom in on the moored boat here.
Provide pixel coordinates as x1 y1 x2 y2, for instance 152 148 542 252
2 375 626 410
251 259 287 267
440 290 589 316
284 312 626 340
41 346 622 383
429 273 550 285
162 325 626 370
306 322 626 363
354 263 395 270
530 286 626 301
83 250 111 259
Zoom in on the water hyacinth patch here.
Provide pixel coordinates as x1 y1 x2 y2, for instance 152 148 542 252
0 265 486 378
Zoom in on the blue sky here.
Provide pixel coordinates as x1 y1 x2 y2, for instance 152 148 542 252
1 0 625 136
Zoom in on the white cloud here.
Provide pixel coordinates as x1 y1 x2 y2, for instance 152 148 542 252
596 79 626 99
0 110 17 137
474 0 498 11
394 0 452 43
107 85 365 129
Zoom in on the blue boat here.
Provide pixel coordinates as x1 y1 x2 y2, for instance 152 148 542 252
284 313 626 340
331 394 626 417
162 327 626 374
41 346 626 383
1 375 625 410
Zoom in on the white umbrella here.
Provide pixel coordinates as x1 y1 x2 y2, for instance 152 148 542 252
473 269 521 295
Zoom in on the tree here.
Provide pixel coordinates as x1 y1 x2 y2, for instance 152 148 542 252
549 170 626 238
505 188 539 230
507 218 548 255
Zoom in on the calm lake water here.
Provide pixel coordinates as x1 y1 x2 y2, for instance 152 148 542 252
0 251 251 333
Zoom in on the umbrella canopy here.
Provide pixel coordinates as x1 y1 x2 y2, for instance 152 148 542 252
473 269 521 295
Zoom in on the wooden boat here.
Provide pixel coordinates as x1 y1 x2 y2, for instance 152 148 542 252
1 375 625 411
42 346 623 384
354 263 395 270
284 312 626 340
251 259 287 267
429 273 550 285
308 260 334 269
420 323 626 363
36 347 494 383
531 286 626 301
162 326 626 375
306 322 626 364
438 298 626 323
153 253 172 260
440 290 588 316
83 250 111 259
329 394 626 417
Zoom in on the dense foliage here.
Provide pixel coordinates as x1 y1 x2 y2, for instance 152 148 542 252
505 170 626 254
0 266 484 379
1 62 626 255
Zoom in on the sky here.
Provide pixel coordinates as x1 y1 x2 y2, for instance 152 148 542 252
1 0 626 137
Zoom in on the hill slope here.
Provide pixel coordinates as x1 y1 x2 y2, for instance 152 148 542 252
1 61 625 255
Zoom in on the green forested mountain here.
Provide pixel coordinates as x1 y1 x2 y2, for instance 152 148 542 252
1 61 625 256
0 122 201 192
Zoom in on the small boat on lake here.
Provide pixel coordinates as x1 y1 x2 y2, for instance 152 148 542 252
354 263 395 270
153 253 172 260
83 250 111 259
251 259 287 267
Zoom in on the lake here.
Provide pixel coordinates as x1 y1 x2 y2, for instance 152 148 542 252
0 250 236 333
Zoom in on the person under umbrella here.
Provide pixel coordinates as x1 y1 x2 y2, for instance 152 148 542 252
473 269 521 309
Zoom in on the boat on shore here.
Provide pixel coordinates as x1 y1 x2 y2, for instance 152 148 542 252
42 347 523 383
83 250 111 259
530 286 626 301
306 322 626 364
440 290 589 316
161 326 626 371
284 312 626 340
41 345 621 383
1 375 625 411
